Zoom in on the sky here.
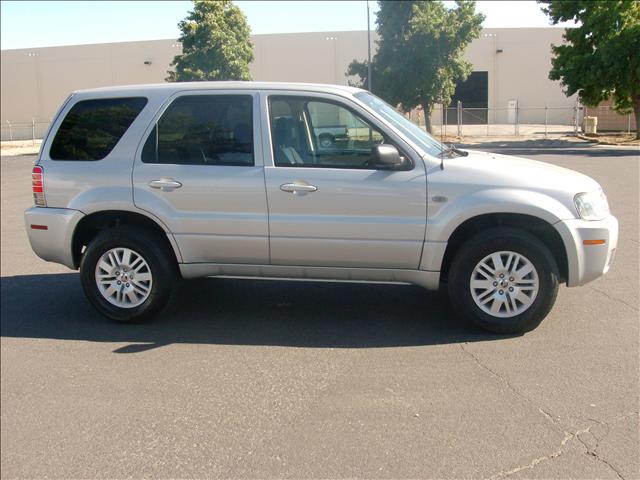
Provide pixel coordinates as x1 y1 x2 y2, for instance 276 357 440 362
0 1 575 51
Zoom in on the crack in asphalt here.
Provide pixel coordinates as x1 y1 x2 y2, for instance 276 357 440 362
487 419 633 480
460 344 636 480
584 451 625 480
459 343 562 428
486 428 591 480
570 422 626 480
487 449 563 480
578 412 639 480
588 286 639 312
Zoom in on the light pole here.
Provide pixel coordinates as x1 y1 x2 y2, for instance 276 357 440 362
367 0 372 91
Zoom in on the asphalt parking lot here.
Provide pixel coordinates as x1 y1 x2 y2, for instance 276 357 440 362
1 140 638 479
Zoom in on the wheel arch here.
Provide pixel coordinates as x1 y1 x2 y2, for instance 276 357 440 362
439 213 568 285
71 210 182 269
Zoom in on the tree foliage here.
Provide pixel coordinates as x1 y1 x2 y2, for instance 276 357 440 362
540 0 640 137
348 1 484 132
167 0 254 82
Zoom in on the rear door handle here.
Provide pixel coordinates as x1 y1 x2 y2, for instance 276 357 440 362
148 177 182 192
280 183 317 195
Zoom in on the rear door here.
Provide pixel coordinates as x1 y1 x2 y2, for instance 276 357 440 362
261 92 427 269
132 90 269 264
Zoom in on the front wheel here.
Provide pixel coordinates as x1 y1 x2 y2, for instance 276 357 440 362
80 226 177 323
448 228 559 333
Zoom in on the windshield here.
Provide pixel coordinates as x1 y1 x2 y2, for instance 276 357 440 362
354 91 446 158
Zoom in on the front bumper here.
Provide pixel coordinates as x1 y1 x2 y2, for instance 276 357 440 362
24 206 85 269
554 214 618 287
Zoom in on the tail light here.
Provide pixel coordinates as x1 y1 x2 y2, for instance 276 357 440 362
32 165 46 206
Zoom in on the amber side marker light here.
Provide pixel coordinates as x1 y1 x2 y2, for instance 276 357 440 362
30 224 48 230
583 239 606 245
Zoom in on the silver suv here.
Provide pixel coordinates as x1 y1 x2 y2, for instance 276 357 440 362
25 82 618 333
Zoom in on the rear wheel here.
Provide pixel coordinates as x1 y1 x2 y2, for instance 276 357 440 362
448 228 559 333
80 226 176 323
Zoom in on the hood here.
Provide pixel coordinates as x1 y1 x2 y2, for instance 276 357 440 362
446 149 602 195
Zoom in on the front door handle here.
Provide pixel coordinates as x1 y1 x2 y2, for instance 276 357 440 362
280 182 317 195
148 177 183 192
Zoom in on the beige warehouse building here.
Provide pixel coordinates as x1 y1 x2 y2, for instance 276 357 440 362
0 28 590 139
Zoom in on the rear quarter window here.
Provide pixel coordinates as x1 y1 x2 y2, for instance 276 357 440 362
50 97 147 161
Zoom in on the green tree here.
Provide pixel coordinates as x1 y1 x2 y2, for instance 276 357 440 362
348 1 484 132
540 1 640 138
167 0 254 82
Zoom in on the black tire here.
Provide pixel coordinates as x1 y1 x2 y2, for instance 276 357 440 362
80 226 177 323
448 227 559 334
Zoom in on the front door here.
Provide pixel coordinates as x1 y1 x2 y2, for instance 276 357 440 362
262 93 427 269
132 91 269 264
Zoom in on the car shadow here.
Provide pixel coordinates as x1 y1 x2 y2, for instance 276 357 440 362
0 273 516 353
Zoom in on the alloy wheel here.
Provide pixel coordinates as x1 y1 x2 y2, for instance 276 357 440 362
469 250 539 318
94 247 153 308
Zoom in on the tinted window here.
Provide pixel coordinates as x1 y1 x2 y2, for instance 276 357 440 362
142 95 253 166
269 96 386 169
50 97 147 160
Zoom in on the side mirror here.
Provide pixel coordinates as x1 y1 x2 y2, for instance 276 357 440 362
372 144 406 170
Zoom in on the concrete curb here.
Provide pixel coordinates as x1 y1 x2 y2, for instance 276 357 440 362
0 147 41 156
576 134 640 146
0 140 42 157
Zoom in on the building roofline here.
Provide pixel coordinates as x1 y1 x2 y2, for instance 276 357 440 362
1 27 572 53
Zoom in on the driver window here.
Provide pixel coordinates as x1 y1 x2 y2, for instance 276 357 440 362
269 96 385 169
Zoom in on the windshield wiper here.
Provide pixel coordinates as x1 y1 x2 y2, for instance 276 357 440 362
443 143 469 158
438 143 468 169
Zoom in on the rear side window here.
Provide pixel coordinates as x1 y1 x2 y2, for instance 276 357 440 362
141 94 254 166
50 97 147 161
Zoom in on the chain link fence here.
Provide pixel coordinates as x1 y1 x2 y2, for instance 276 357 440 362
435 105 580 137
406 103 636 138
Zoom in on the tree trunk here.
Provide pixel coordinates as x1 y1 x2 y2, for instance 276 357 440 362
422 103 433 133
633 92 640 140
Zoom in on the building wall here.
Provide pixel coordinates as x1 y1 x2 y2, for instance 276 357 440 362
583 99 637 132
1 39 182 125
1 28 581 135
451 28 578 124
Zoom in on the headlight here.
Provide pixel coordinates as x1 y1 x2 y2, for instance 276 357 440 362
574 190 610 220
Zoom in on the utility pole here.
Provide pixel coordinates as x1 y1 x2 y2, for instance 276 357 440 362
367 0 372 91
